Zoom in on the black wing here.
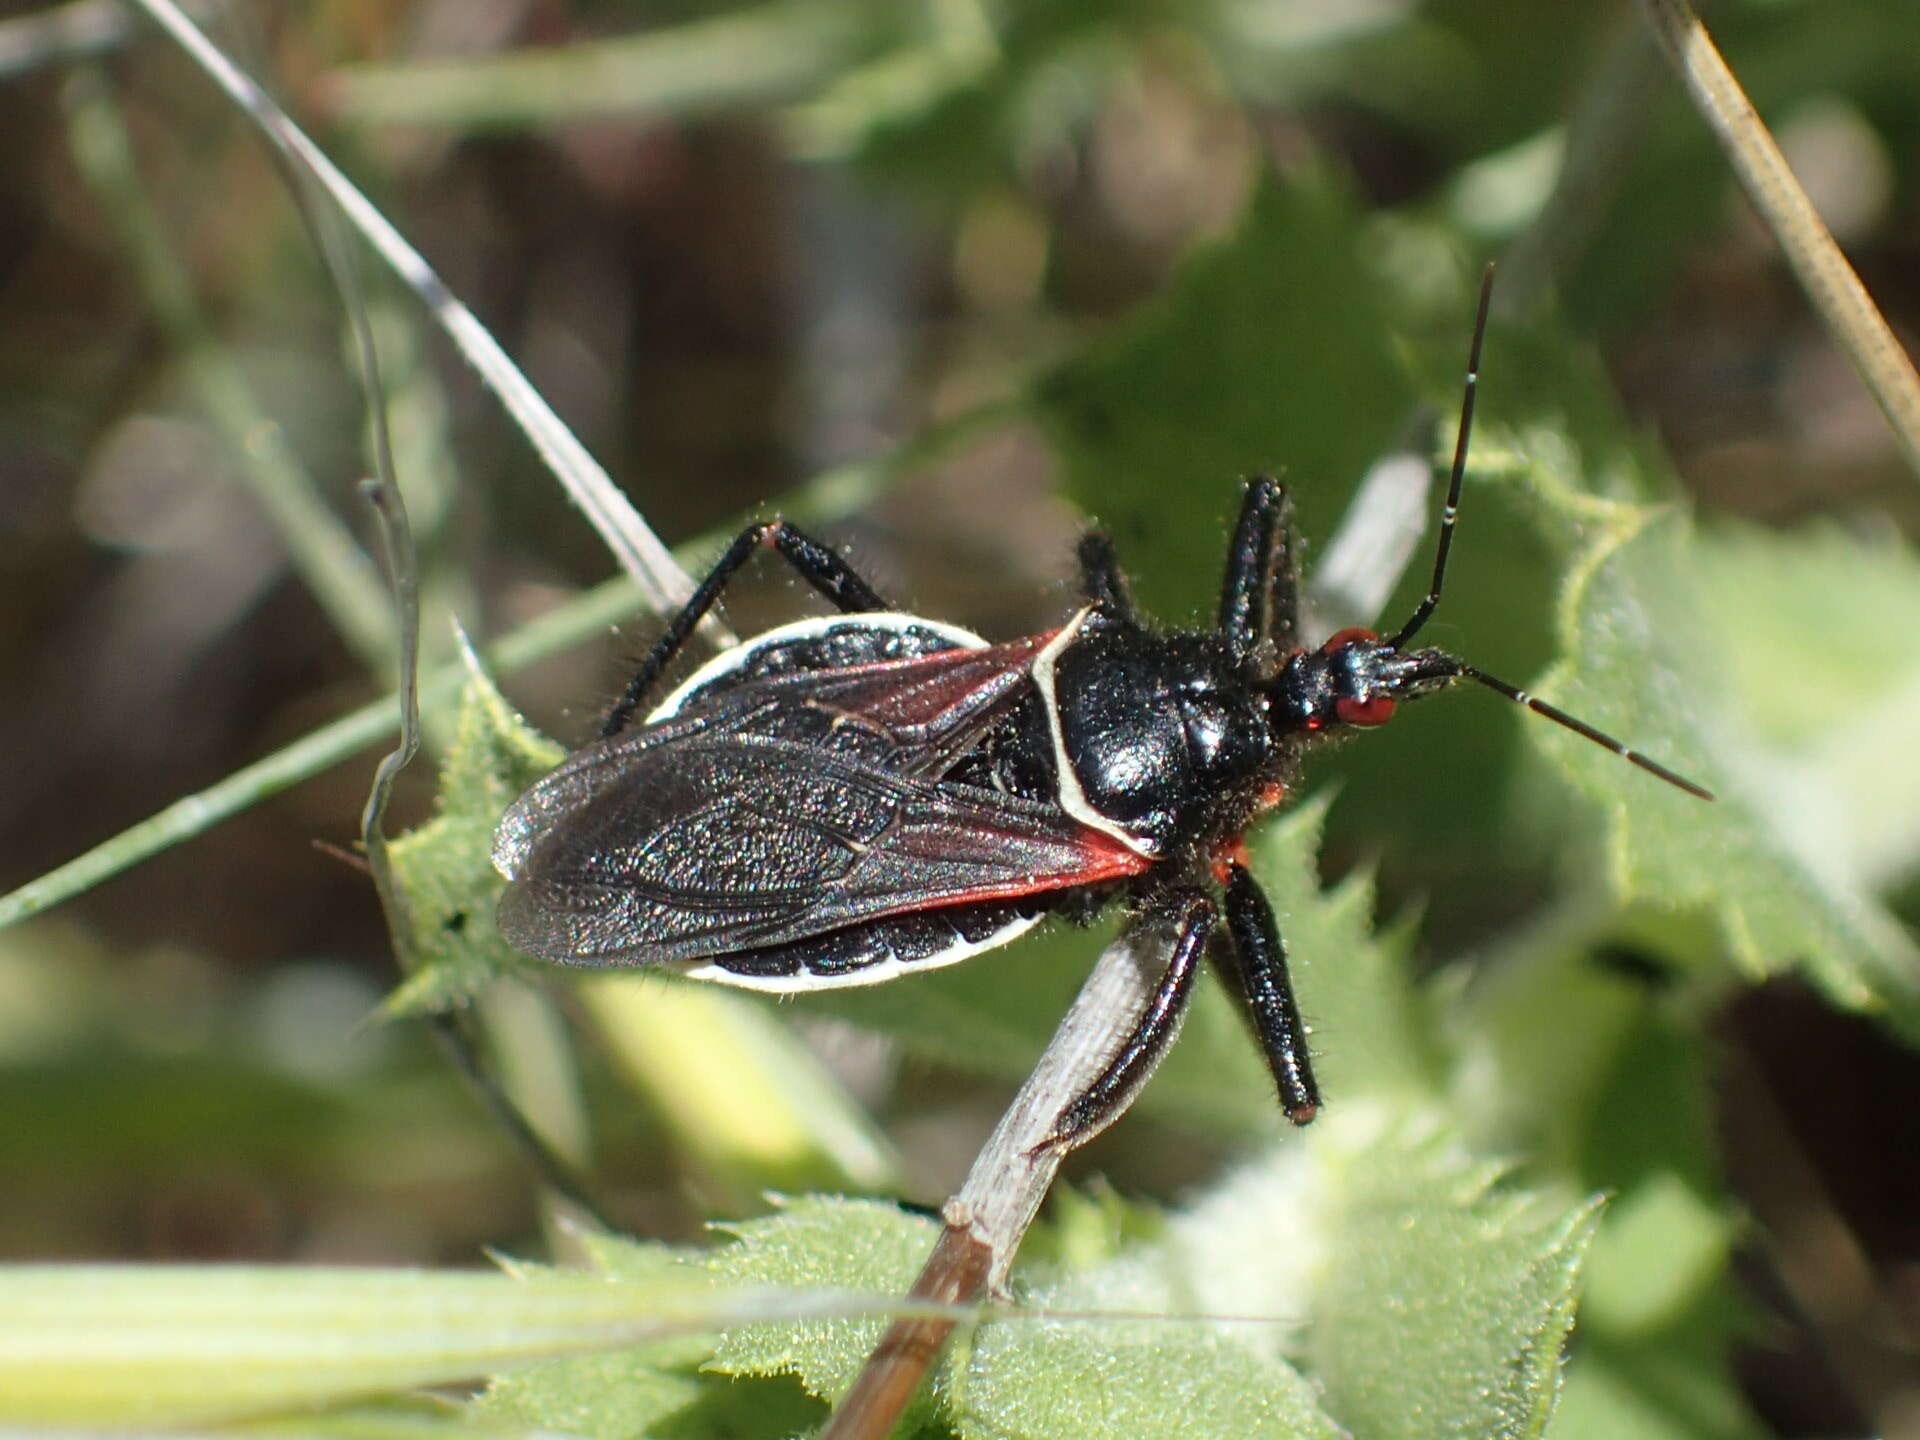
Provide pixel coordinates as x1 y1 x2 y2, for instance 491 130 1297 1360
494 638 1148 968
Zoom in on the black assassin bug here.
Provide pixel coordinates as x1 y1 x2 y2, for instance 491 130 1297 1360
493 273 1712 1145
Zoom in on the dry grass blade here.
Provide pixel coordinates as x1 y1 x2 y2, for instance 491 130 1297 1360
820 922 1170 1440
1634 0 1920 481
122 0 702 614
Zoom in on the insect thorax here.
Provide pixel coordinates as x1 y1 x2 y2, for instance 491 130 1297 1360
1046 623 1275 856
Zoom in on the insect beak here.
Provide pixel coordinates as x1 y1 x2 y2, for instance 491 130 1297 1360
1379 646 1465 700
1319 641 1464 730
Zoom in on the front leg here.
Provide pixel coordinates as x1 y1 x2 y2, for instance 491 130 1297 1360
1075 531 1141 624
1215 862 1319 1123
602 519 890 737
1037 888 1215 1151
1217 475 1302 660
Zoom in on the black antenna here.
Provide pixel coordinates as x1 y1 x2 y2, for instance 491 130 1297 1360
1390 264 1495 651
1459 665 1715 801
1386 264 1714 802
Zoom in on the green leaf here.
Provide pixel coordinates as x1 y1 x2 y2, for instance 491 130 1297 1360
957 1314 1340 1440
477 1235 824 1440
1687 519 1920 888
1502 453 1920 1033
1460 953 1765 1440
681 1120 1598 1440
705 1196 942 1406
965 1116 1591 1440
697 1180 1344 1440
480 1344 719 1440
1307 1120 1604 1440
475 1238 715 1440
1035 171 1410 624
445 1093 1615 1440
1400 302 1920 1033
957 1162 1342 1440
382 653 562 1015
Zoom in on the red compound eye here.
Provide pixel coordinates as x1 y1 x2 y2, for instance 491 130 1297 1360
1320 626 1379 653
1335 694 1397 728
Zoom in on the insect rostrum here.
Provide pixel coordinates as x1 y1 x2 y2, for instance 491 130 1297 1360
493 286 1709 1148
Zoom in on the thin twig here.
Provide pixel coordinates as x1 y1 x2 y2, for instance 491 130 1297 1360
123 0 700 612
0 0 212 81
1300 448 1431 644
1634 0 1920 480
428 1008 614 1230
820 917 1181 1439
357 479 421 887
60 64 397 671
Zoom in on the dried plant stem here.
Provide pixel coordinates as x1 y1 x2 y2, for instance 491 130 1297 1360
1634 0 1920 480
123 0 697 611
61 65 398 672
0 0 214 80
821 920 1178 1440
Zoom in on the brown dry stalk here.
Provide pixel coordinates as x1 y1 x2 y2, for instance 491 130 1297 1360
819 910 1194 1438
1635 0 1920 480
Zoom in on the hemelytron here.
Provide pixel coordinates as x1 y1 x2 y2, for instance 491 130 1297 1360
493 271 1711 1145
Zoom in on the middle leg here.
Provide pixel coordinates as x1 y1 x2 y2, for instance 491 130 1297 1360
1075 531 1141 624
1214 861 1319 1124
1037 887 1215 1152
602 519 890 737
1217 474 1302 660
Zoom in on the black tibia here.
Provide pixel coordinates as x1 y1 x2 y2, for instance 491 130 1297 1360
1218 863 1319 1123
1041 888 1215 1151
602 520 890 738
1217 475 1301 661
1075 531 1138 623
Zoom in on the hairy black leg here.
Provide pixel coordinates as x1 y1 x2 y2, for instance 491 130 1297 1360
1075 531 1140 624
1217 474 1301 660
1216 862 1319 1123
601 519 890 737
1038 889 1215 1151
